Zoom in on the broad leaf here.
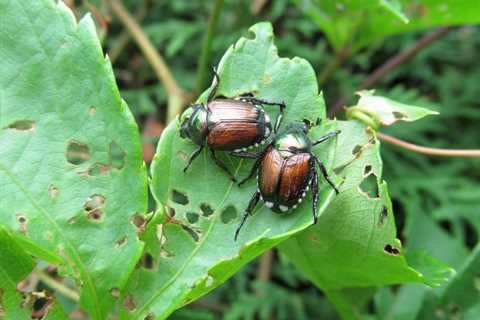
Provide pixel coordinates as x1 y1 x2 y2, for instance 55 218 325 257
125 22 337 319
0 1 147 318
295 0 480 52
0 227 68 319
347 90 439 128
279 121 439 289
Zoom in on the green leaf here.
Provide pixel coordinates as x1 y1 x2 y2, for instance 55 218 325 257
347 90 439 128
0 227 68 319
295 0 480 51
325 287 377 320
125 22 336 319
278 121 450 315
0 1 147 318
438 244 480 316
374 284 429 320
279 121 428 288
0 227 35 319
379 0 409 23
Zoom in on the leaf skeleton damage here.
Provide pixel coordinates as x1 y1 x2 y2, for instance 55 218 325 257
179 69 340 241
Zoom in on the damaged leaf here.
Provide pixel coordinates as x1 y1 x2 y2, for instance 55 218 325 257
126 22 337 319
0 1 147 318
347 90 439 129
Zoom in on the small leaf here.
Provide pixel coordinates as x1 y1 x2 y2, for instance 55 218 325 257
349 90 439 127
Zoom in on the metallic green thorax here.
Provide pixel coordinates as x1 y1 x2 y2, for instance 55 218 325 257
274 122 312 156
179 104 208 145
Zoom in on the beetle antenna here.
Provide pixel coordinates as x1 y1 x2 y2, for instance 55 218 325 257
207 67 220 102
312 130 341 146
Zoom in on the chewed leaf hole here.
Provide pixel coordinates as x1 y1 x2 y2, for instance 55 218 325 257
84 195 105 222
110 288 120 299
200 203 214 217
48 185 59 198
171 190 188 205
393 111 406 119
124 294 136 311
87 209 103 221
22 292 53 320
144 313 155 320
131 214 147 233
115 236 127 248
221 206 237 224
32 296 53 319
352 144 362 155
16 213 28 233
6 120 36 131
364 165 372 175
110 141 126 169
186 212 199 224
378 206 388 227
384 244 400 255
86 163 110 176
359 173 379 198
182 225 200 242
66 141 90 165
84 195 106 211
140 252 155 270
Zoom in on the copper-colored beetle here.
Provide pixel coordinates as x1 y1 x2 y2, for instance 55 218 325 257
179 69 285 181
234 120 340 240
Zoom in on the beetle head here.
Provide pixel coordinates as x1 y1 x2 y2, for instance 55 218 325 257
179 103 208 145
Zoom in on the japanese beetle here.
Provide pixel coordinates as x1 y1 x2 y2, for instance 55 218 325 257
179 69 286 181
233 119 340 240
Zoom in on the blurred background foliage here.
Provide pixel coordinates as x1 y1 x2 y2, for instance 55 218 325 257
63 0 479 319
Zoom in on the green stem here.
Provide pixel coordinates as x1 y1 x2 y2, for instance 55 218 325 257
317 47 350 88
36 270 80 302
195 0 224 94
345 106 380 130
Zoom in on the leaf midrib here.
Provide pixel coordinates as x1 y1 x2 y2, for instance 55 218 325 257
0 163 102 319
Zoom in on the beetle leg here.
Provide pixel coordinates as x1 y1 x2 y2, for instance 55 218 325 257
314 156 339 194
273 107 284 134
312 130 341 146
229 150 260 159
237 97 286 134
207 67 220 102
234 191 261 241
237 152 265 186
210 149 237 182
183 145 204 172
311 165 320 224
239 97 286 110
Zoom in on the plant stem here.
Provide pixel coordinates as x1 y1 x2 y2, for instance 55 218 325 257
196 0 224 94
378 132 480 157
318 47 350 88
329 27 451 117
108 0 150 63
36 270 80 302
251 0 268 15
255 249 274 296
109 0 186 104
